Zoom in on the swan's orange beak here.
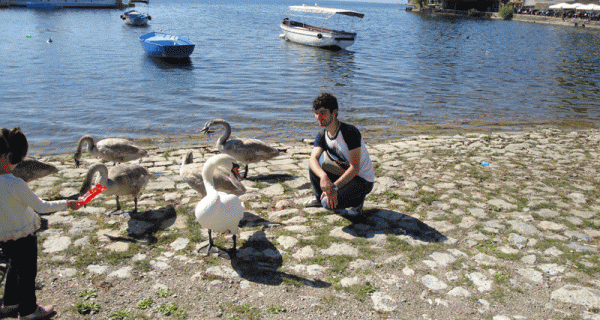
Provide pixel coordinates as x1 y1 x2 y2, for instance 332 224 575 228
231 163 241 180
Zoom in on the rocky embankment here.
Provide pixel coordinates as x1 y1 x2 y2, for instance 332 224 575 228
7 128 600 320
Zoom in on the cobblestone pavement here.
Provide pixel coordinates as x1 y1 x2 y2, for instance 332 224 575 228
8 128 600 320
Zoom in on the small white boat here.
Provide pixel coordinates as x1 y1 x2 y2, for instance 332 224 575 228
279 4 364 51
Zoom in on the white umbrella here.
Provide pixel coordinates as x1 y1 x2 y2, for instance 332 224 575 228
581 3 600 10
549 2 570 9
562 3 583 9
577 4 595 10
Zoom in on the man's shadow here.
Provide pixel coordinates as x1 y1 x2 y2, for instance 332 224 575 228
229 215 329 288
338 208 448 243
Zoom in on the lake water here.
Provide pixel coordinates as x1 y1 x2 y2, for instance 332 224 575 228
1 0 600 155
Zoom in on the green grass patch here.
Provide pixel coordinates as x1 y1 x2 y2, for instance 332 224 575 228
157 303 178 316
109 308 131 320
156 288 170 298
104 251 134 266
220 303 260 320
493 272 510 284
416 190 438 205
133 259 152 272
336 282 378 302
137 297 154 310
324 255 354 276
78 288 98 300
385 234 412 251
281 275 305 287
267 306 287 314
75 301 101 315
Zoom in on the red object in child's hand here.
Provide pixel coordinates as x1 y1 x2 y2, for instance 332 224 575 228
77 184 107 206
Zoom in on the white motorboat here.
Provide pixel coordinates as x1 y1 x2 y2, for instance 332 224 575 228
279 4 364 51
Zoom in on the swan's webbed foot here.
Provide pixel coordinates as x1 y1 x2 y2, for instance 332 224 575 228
224 234 238 259
106 196 123 215
197 244 221 256
198 230 220 256
106 209 124 216
223 248 237 259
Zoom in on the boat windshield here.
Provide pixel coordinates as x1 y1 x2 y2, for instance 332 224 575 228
287 5 363 33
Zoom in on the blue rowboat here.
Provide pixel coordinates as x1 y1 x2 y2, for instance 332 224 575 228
121 0 150 26
139 32 195 59
121 9 150 26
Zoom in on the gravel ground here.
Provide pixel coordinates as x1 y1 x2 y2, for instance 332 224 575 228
2 127 600 320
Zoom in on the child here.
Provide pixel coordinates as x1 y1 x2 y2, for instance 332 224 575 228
0 127 81 320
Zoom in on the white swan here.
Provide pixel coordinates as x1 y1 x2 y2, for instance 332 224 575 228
200 119 280 179
80 163 150 213
180 151 246 197
194 154 245 256
11 159 59 182
74 135 148 168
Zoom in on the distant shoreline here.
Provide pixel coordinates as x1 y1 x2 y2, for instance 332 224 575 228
408 7 600 29
510 13 600 29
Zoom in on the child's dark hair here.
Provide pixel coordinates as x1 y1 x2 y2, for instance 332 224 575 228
312 92 338 113
0 127 28 165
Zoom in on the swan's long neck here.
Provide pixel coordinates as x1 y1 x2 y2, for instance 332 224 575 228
201 159 219 195
214 120 231 149
80 164 109 195
75 136 96 159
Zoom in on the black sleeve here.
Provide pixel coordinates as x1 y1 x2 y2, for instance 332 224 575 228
340 123 362 150
313 128 327 149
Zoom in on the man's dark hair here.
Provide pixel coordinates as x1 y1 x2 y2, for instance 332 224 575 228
312 92 338 112
1 127 28 165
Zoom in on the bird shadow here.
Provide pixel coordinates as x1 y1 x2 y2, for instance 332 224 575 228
246 173 294 182
238 212 282 228
229 229 330 289
336 208 448 243
103 206 177 245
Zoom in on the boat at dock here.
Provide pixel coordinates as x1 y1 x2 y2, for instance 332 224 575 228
279 4 364 50
26 1 62 8
139 32 195 59
10 0 121 8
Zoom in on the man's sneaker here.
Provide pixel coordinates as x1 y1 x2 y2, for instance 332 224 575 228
20 304 56 320
304 199 321 207
346 206 363 217
0 304 19 317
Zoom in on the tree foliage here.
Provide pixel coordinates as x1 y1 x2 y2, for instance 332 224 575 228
499 4 514 20
412 0 428 8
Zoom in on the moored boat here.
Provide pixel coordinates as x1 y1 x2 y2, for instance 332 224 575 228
279 4 364 51
139 32 195 59
26 2 62 8
12 0 120 8
121 0 150 26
